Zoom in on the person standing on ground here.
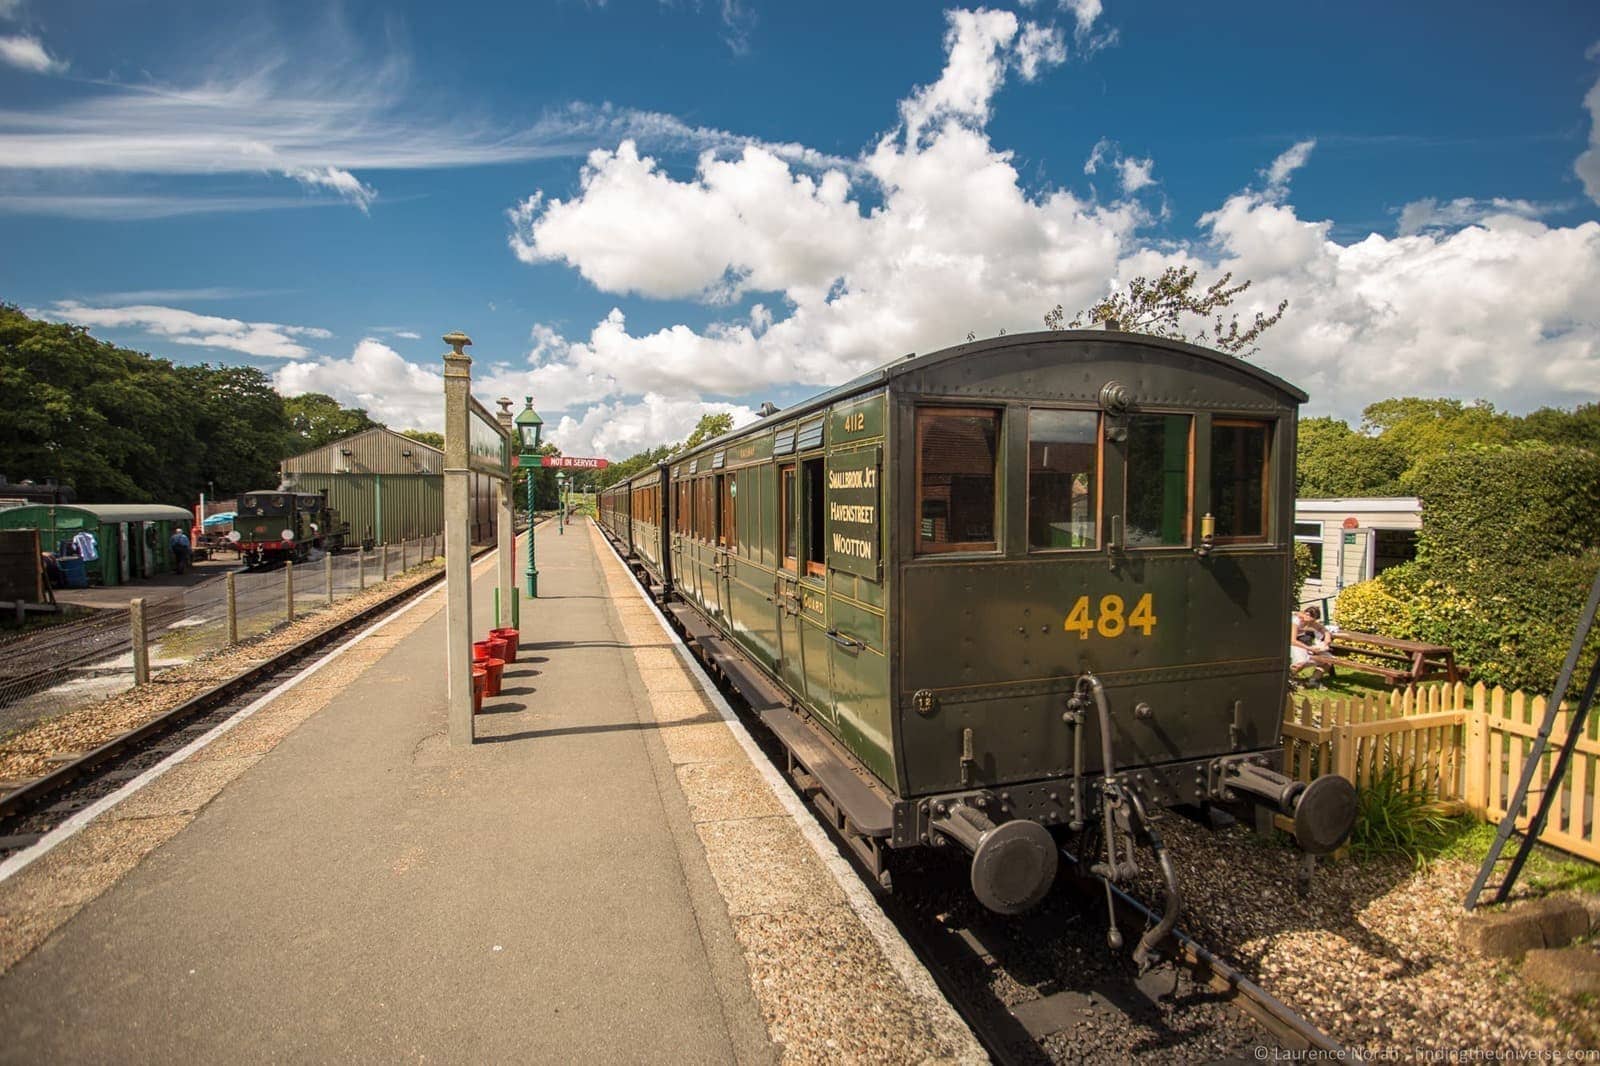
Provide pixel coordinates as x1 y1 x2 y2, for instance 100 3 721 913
169 528 192 574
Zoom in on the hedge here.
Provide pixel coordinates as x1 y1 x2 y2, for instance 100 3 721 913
1335 553 1600 693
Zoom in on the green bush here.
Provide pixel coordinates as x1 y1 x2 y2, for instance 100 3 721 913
1410 444 1600 576
1335 553 1600 692
1292 541 1316 602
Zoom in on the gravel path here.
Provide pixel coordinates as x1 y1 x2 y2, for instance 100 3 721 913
1126 813 1598 1057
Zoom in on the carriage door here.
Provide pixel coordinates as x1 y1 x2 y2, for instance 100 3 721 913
775 462 807 698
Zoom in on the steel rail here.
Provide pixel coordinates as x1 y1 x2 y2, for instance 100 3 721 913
1063 845 1344 1054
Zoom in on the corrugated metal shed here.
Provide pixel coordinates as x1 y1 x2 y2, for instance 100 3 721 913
281 427 442 476
280 429 500 544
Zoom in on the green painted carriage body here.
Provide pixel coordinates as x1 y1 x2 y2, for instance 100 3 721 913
600 331 1304 815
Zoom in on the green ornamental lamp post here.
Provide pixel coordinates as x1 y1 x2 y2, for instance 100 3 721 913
514 396 544 597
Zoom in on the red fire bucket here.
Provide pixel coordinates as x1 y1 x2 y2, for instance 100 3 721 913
471 666 487 715
486 636 509 664
472 641 491 664
490 627 520 661
484 657 505 697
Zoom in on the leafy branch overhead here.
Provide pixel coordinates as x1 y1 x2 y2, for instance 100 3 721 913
1045 266 1288 356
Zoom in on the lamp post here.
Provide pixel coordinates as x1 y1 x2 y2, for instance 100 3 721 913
555 472 567 535
514 396 544 597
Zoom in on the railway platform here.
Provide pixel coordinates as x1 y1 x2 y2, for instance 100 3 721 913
0 520 980 1063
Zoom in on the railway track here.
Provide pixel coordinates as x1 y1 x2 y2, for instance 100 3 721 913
597 525 1342 1064
0 548 473 860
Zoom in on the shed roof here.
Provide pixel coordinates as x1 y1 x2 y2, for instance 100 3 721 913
0 503 192 523
281 427 444 476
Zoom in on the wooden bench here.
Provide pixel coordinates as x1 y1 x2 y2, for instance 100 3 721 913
1311 630 1460 686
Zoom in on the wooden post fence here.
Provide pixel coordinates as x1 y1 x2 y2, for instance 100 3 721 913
1282 681 1600 863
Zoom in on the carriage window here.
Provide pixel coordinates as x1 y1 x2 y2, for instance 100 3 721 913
1124 414 1191 547
779 464 797 572
916 408 999 554
803 457 825 577
1028 410 1099 550
1211 420 1270 541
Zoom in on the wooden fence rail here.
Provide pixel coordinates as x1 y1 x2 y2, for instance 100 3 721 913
1282 682 1600 864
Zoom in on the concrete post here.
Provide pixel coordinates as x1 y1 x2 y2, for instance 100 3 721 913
402 537 409 573
324 551 334 605
443 331 475 747
358 549 366 590
382 542 390 582
495 398 517 631
225 572 239 645
129 597 150 684
285 561 295 622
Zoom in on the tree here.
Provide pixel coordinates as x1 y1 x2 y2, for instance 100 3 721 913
179 364 294 495
1044 266 1287 355
1296 416 1407 498
676 412 735 453
1358 397 1513 487
1511 402 1600 453
0 304 201 502
400 429 444 450
283 392 383 451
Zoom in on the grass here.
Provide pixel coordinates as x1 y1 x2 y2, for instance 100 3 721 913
1350 764 1465 865
1433 819 1600 896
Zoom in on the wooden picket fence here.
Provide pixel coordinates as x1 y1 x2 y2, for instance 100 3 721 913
1281 682 1600 863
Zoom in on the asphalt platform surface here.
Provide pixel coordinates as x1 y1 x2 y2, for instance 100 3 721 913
0 523 775 1063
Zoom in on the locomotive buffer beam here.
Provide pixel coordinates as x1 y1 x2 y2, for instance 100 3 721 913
1217 757 1357 857
929 801 1058 916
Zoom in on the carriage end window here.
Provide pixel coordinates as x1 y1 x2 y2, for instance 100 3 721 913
1124 414 1192 547
916 408 999 554
1028 409 1099 550
1210 420 1270 542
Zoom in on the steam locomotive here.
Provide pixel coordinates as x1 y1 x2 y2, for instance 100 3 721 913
231 490 350 568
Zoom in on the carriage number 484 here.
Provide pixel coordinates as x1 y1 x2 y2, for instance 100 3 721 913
1063 594 1157 639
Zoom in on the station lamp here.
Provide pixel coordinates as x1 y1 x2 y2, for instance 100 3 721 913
515 397 545 595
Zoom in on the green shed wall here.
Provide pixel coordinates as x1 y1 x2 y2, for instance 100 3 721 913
289 474 444 544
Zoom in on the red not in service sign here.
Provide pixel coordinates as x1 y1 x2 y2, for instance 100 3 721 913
540 456 609 469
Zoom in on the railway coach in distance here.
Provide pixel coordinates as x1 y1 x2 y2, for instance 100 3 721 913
599 330 1355 959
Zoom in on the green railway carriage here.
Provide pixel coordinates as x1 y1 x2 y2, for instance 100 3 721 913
598 330 1355 932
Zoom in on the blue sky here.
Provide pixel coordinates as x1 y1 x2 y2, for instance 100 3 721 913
3 0 1599 457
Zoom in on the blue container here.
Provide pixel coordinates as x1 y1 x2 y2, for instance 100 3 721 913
58 556 88 589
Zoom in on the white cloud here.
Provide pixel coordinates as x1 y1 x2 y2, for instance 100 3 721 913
275 339 444 429
0 1 25 20
1396 196 1557 236
272 337 754 458
0 53 848 214
0 192 350 220
1061 0 1102 37
500 6 1600 431
1263 139 1316 193
35 302 331 359
547 394 758 458
1116 155 1154 194
1014 22 1066 80
286 166 376 212
0 33 64 73
1578 60 1600 204
900 9 1022 147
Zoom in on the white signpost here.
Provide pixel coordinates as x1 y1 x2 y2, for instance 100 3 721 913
442 331 517 747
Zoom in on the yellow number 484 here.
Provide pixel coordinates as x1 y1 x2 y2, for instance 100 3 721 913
1063 593 1157 639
